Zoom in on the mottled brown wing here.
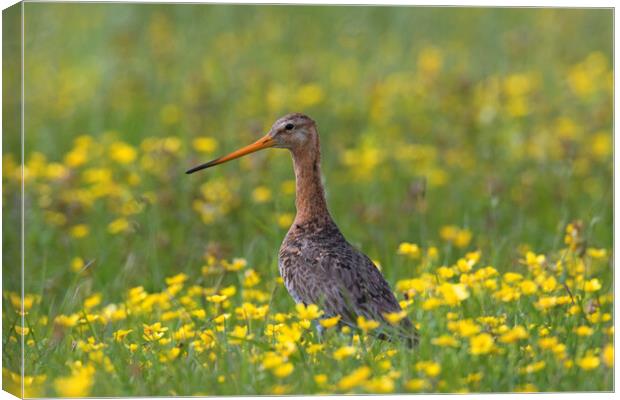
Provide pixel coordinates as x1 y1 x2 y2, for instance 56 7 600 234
316 245 402 320
279 226 417 345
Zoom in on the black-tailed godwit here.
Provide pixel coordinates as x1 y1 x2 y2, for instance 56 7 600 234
187 113 417 346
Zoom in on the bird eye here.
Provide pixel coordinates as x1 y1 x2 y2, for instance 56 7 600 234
285 123 295 130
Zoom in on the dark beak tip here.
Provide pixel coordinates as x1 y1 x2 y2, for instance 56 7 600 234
186 161 214 175
186 167 203 175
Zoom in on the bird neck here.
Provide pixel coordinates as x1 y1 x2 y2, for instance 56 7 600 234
291 141 331 225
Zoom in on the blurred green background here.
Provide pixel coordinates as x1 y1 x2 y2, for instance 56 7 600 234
5 2 613 310
4 3 613 296
2 4 613 394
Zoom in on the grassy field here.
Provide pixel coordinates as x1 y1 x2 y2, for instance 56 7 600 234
2 4 613 396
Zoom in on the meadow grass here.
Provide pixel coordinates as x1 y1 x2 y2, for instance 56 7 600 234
2 4 613 396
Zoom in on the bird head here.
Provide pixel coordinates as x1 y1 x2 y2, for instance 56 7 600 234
186 113 317 174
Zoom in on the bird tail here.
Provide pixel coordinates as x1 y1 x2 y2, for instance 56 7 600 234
374 317 419 348
401 317 419 348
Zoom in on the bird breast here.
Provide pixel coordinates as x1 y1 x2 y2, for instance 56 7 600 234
277 218 346 304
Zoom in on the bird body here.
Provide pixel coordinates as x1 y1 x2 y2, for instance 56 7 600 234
279 218 413 340
187 113 417 346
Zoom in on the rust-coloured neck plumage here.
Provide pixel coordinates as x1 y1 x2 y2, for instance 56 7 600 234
290 133 332 225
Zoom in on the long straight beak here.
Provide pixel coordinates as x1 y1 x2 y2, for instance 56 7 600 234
186 134 276 174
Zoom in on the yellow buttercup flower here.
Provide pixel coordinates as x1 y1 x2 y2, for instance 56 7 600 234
587 248 607 259
319 315 341 329
564 223 581 251
603 344 613 367
54 314 80 327
503 272 523 283
397 242 421 258
520 280 537 295
437 283 469 306
383 311 407 325
192 137 218 154
277 213 294 228
142 322 168 342
296 83 325 108
577 354 600 370
396 276 434 294
211 314 229 327
477 315 505 328
422 297 442 311
192 330 217 353
15 326 30 336
416 361 441 377
107 218 130 234
113 329 133 342
252 186 272 203
83 293 102 310
64 148 88 168
235 303 269 320
70 257 85 273
9 292 39 313
333 346 356 361
469 333 494 355
448 319 480 337
306 343 324 354
535 296 558 310
574 325 593 337
262 352 285 369
523 251 546 270
364 376 395 393
296 303 323 320
69 224 90 238
159 347 182 363
437 266 455 279
456 258 474 273
165 273 188 286
540 275 557 292
338 366 370 390
538 336 559 350
173 324 196 341
223 258 247 271
520 360 545 374
515 383 538 392
499 326 528 343
207 294 228 303
275 323 303 344
109 141 137 164
454 229 473 248
464 372 483 383
504 73 533 97
229 325 253 345
432 334 459 347
243 269 261 288
53 362 95 397
584 278 602 292
418 46 443 75
427 246 439 260
124 343 138 353
357 316 380 332
406 378 429 391
280 180 296 195
272 363 294 378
